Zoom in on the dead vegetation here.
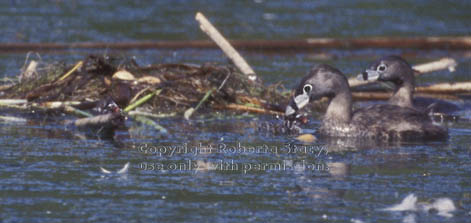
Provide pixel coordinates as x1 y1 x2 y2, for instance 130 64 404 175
0 54 288 117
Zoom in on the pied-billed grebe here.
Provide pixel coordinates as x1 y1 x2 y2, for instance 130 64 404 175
285 64 448 140
359 55 460 114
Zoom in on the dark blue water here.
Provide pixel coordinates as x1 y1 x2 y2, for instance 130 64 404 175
0 1 470 222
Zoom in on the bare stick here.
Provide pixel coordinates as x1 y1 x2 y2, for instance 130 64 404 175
128 111 177 119
0 37 470 52
416 81 471 94
32 101 84 109
195 12 257 81
349 57 458 88
124 89 161 113
219 103 284 116
58 61 83 81
63 105 93 118
31 101 93 117
0 99 27 105
352 91 461 101
413 58 457 74
0 115 27 123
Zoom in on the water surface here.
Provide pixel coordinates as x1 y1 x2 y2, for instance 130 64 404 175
0 1 470 222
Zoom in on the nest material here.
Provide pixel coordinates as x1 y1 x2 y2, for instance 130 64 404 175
1 55 288 115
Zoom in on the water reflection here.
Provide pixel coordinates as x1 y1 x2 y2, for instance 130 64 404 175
0 109 468 222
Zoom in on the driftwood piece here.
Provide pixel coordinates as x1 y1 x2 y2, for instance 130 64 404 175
0 103 27 110
196 12 257 81
416 82 471 94
0 37 469 52
348 57 458 88
219 103 284 115
0 99 27 105
303 36 471 50
0 115 27 123
34 101 83 109
352 91 461 101
413 58 457 74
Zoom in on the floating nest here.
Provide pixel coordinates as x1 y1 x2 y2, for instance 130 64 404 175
0 55 290 116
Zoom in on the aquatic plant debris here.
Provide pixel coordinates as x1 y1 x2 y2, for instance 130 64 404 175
0 54 287 116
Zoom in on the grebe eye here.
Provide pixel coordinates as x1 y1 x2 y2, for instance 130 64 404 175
303 84 312 93
377 64 387 72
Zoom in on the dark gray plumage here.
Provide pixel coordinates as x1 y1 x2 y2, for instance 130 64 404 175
286 64 448 140
360 55 460 114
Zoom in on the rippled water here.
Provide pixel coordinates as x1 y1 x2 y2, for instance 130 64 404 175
0 1 471 222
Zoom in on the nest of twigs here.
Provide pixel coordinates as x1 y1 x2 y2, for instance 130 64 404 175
1 54 289 116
